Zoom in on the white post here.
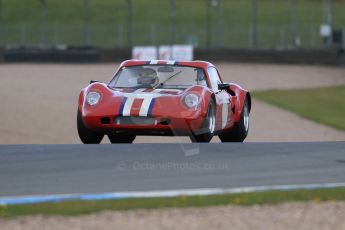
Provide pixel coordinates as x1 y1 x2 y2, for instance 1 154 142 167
323 0 334 48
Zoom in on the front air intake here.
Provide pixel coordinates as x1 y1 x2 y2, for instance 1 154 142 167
100 117 111 124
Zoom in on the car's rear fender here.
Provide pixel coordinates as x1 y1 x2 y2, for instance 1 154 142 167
229 83 251 121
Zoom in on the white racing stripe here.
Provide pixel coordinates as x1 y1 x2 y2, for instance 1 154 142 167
123 90 158 117
221 102 228 129
149 60 175 65
150 60 159 64
122 89 146 116
1 182 345 205
121 89 182 117
122 97 135 116
139 95 155 116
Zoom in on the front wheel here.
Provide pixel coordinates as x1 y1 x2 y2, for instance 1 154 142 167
108 133 136 143
219 97 250 142
190 100 216 143
77 110 104 144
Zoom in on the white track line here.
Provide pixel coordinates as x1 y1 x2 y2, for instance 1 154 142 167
1 182 345 205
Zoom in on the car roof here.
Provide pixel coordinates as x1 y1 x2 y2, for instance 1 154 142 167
120 60 214 69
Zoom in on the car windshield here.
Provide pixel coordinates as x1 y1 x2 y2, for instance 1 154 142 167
108 65 208 89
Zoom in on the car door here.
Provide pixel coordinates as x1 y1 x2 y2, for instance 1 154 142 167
207 67 232 131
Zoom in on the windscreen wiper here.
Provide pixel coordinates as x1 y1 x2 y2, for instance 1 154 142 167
153 71 182 89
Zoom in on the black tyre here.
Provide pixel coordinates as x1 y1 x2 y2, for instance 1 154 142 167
108 133 136 143
219 97 250 142
190 100 216 143
77 110 104 144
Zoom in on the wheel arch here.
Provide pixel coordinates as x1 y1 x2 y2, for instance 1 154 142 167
246 92 252 113
210 93 216 105
229 83 251 118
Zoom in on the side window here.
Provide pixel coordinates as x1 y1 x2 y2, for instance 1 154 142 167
196 68 208 87
207 67 221 92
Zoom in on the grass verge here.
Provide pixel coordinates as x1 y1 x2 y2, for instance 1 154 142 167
253 86 345 131
1 187 345 218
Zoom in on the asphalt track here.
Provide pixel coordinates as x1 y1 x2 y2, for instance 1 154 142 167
0 142 344 197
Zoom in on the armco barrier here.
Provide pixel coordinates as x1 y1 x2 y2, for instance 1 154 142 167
0 47 344 65
195 49 343 65
2 47 100 63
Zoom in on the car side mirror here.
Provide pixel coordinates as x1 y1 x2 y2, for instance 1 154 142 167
89 80 100 84
218 83 230 90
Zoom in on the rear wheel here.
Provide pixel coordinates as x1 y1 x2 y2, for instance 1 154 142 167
219 98 249 142
190 100 216 143
108 133 136 143
77 110 104 144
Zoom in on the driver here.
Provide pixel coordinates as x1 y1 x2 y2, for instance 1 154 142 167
137 68 159 87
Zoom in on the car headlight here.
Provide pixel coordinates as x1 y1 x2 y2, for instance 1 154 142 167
184 93 199 108
86 92 101 106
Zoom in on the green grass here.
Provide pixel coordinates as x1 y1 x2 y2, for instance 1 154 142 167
1 187 345 218
253 86 345 131
1 0 345 48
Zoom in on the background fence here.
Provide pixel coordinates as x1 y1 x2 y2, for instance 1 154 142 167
0 0 344 49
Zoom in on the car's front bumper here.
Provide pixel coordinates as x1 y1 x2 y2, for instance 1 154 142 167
82 114 205 136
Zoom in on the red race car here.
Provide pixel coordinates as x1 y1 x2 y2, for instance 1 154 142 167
77 60 251 143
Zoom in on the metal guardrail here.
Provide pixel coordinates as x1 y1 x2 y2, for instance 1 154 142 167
1 47 344 65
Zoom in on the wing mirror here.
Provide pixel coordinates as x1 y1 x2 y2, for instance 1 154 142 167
89 80 100 84
218 83 230 90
